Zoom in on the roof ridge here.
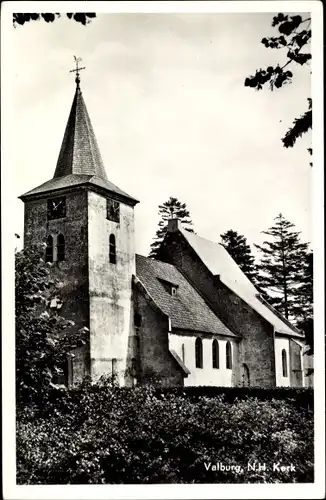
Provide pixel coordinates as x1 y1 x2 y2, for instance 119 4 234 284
179 226 224 248
175 228 298 336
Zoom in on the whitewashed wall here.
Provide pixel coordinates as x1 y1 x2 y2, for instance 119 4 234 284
169 333 234 386
274 337 290 387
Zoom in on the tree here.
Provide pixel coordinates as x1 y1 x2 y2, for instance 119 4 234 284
220 230 258 285
245 13 312 160
149 197 194 259
296 251 313 352
296 251 313 320
254 214 310 321
15 243 88 409
13 13 96 27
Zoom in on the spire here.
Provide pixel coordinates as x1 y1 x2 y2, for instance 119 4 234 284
53 72 108 180
20 59 139 206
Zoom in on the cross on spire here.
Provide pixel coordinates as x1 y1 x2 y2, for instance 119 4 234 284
70 56 85 87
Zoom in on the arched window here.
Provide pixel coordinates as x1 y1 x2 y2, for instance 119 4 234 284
226 341 232 369
109 234 116 264
181 343 185 363
212 339 219 369
282 349 288 377
112 358 117 376
195 338 203 368
45 235 53 262
57 233 65 261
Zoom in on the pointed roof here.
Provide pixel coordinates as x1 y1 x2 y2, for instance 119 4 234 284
54 85 108 180
20 82 138 205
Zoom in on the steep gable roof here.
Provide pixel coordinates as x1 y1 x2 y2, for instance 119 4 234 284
135 254 236 337
176 227 303 337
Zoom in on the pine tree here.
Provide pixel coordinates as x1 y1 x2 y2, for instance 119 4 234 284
295 251 313 320
255 214 309 320
149 197 194 259
220 230 258 285
296 251 313 352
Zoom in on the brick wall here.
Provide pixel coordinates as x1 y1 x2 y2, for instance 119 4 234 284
23 190 90 383
158 233 276 388
134 284 184 387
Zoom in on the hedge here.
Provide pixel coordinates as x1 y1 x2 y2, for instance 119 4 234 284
17 383 314 484
155 386 314 409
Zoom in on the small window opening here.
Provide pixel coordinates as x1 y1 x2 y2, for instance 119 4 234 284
134 313 142 328
195 337 203 368
212 339 219 369
282 349 288 377
45 235 53 262
226 341 232 370
109 234 116 264
57 233 65 261
181 343 185 363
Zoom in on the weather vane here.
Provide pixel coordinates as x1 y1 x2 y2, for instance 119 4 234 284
69 56 86 86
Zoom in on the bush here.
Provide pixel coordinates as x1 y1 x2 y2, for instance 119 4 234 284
17 384 314 484
155 386 314 409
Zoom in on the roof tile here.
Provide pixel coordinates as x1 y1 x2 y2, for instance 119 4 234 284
20 85 137 204
135 254 236 337
178 228 303 337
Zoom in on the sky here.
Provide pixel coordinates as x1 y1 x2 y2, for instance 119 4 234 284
8 8 313 256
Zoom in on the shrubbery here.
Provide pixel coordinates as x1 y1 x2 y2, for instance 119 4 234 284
156 386 313 409
15 240 314 485
17 383 314 484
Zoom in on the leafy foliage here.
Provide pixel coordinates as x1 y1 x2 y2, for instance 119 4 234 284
15 244 88 408
282 98 312 148
255 214 310 321
220 230 258 285
149 197 194 259
245 13 312 155
17 384 314 484
158 386 313 409
13 13 96 27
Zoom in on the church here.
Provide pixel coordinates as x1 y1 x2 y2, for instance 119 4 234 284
20 69 310 389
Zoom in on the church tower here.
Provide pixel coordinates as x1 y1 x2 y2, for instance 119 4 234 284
20 62 139 385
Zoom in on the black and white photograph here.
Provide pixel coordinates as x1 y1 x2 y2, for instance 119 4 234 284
1 1 324 498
